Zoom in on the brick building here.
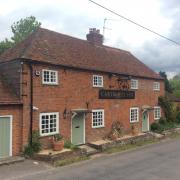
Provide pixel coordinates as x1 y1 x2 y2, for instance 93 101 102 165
0 28 164 158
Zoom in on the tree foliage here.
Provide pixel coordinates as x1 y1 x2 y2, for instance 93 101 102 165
0 38 14 54
11 16 41 44
159 71 173 93
170 74 180 98
0 16 41 54
158 96 175 121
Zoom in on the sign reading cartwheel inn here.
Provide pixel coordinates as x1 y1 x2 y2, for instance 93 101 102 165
99 89 135 99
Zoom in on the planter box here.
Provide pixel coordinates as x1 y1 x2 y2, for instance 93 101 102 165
33 148 87 164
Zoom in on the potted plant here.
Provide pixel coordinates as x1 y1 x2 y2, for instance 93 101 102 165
53 134 64 151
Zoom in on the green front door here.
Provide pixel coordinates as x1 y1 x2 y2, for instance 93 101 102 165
0 117 11 158
142 111 149 132
72 113 85 145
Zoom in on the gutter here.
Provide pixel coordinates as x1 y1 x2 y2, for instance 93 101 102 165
29 63 33 146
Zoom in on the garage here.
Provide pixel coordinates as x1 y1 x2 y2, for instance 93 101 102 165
0 116 12 159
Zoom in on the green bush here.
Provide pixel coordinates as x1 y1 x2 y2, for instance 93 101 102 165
151 122 163 132
158 96 175 121
176 111 180 123
64 139 79 150
23 131 41 157
159 117 167 125
23 145 34 157
64 139 72 149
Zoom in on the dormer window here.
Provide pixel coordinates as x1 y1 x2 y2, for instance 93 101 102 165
93 75 103 87
153 82 160 91
131 79 138 90
42 69 58 85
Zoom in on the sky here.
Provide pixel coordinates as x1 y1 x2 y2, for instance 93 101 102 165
0 0 179 78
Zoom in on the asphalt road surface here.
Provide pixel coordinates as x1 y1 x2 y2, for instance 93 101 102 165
1 138 180 180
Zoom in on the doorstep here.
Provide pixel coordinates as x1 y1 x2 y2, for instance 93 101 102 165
0 156 25 166
79 145 99 156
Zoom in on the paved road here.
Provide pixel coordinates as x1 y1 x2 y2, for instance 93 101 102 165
1 138 180 180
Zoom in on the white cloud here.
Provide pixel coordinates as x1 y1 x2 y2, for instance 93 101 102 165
0 0 179 77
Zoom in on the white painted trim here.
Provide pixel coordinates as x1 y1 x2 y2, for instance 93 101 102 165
0 115 13 157
154 106 161 120
92 109 105 128
142 111 149 132
131 79 138 90
130 107 139 123
42 69 58 85
92 75 103 87
71 113 86 145
39 112 59 137
153 82 160 91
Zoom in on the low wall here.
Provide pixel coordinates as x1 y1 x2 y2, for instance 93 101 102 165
89 133 155 151
33 148 87 164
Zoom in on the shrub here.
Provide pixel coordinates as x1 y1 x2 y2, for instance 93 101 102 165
158 96 175 121
151 122 163 132
159 117 167 125
23 145 34 157
23 130 41 157
64 139 72 149
176 111 180 123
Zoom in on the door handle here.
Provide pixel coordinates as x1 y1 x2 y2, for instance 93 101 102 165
75 126 80 128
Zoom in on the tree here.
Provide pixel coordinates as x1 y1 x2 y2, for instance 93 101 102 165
0 38 14 54
170 74 180 98
159 71 173 93
11 16 41 44
0 16 41 54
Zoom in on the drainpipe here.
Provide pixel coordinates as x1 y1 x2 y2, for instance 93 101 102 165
29 63 33 146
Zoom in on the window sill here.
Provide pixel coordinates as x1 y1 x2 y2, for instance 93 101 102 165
92 125 105 129
40 132 59 137
130 121 139 123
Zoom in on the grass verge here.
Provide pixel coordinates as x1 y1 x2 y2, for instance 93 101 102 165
105 139 159 154
54 156 90 167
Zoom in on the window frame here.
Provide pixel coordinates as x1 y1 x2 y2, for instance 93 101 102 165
92 109 105 128
130 107 139 123
131 79 138 90
39 112 59 136
153 82 160 91
154 106 161 120
42 69 58 85
93 75 103 87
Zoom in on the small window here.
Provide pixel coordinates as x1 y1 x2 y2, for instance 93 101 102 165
40 112 59 136
130 107 139 123
92 109 104 128
154 106 161 120
93 75 103 87
131 79 138 89
42 69 58 85
153 82 160 91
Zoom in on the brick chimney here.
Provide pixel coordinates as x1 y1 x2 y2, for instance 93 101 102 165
86 28 103 45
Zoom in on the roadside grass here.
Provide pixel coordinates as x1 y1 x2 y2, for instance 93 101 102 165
167 132 180 139
54 156 90 167
104 139 159 154
53 131 180 167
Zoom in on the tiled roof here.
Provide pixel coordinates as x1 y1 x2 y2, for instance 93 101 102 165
0 28 162 79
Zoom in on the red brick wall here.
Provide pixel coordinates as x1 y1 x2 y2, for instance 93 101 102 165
20 65 164 146
21 63 164 147
0 106 22 156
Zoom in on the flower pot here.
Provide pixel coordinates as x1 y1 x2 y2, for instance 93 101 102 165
53 140 64 151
